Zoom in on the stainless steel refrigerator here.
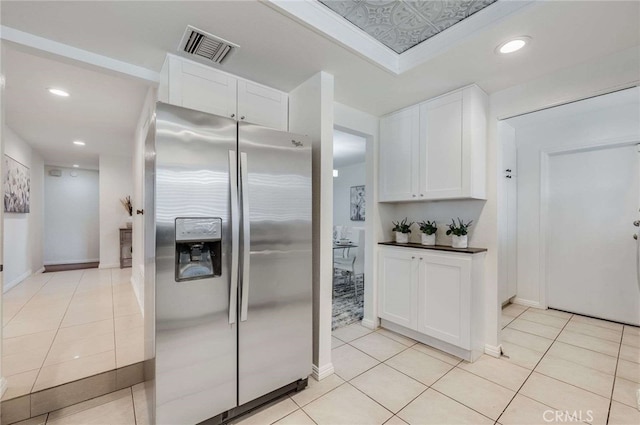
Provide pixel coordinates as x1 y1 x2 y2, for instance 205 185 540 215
144 102 312 424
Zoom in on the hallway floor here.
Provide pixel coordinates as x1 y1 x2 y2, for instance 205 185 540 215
21 305 638 425
2 268 144 401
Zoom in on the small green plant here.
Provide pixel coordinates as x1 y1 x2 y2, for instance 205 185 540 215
392 218 414 234
418 220 437 235
446 218 472 236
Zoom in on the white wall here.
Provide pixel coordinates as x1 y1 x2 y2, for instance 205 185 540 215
99 154 133 269
289 71 335 380
488 45 640 348
509 89 640 306
44 166 99 265
333 162 366 228
3 126 44 291
30 151 44 271
388 200 486 246
131 87 155 313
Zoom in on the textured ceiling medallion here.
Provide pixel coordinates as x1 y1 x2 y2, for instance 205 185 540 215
319 0 498 54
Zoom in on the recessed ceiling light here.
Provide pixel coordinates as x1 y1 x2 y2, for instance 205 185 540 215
73 140 85 146
73 164 79 168
48 88 70 97
497 36 531 54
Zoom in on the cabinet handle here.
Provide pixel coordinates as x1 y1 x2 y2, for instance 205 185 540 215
231 113 235 118
136 209 144 215
420 194 424 197
506 175 512 179
506 169 512 172
420 257 423 260
240 116 246 120
411 256 415 259
412 194 416 197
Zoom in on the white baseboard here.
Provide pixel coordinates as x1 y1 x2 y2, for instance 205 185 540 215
361 318 378 330
35 267 45 274
99 263 120 269
43 258 99 266
312 362 335 381
485 344 502 358
3 269 32 293
512 298 545 309
0 377 7 397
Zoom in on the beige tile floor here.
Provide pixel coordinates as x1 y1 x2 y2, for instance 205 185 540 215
25 304 640 425
2 268 144 401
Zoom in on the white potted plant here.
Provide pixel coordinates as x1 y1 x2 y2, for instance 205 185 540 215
418 220 437 246
392 218 413 243
446 218 473 249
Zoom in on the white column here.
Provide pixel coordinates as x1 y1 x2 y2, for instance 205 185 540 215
289 72 335 379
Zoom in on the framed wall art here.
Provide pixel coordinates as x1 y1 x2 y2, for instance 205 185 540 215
350 185 365 221
4 155 30 213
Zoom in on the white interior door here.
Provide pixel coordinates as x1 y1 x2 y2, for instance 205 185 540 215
547 143 640 325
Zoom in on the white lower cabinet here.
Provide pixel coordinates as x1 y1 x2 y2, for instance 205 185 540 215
378 248 418 330
378 245 485 361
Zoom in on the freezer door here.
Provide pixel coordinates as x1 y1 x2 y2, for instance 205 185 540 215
238 123 313 405
154 103 238 424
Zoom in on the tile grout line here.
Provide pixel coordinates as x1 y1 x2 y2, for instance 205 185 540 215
495 308 575 424
604 327 624 425
504 318 622 358
346 327 478 421
326 330 416 419
129 387 138 425
29 270 86 397
2 273 55 328
332 323 478 419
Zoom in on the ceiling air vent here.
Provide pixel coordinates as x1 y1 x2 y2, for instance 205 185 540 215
179 26 238 65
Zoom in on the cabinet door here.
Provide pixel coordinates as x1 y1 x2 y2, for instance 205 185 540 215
417 253 471 349
237 80 288 131
378 248 418 330
419 91 464 198
379 106 420 201
169 57 237 118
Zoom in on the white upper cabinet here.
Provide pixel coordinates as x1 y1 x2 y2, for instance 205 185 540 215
161 55 288 131
237 80 288 131
379 105 420 202
379 85 487 202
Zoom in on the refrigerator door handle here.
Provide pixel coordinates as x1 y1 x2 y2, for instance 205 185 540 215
240 152 250 322
228 150 239 325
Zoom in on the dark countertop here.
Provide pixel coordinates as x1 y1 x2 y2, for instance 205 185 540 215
379 241 487 254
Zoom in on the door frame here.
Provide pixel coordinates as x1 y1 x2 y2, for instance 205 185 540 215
539 135 640 309
333 124 377 328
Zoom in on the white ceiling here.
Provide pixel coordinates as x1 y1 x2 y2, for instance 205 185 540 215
1 1 638 117
506 86 640 130
2 46 149 169
333 129 366 168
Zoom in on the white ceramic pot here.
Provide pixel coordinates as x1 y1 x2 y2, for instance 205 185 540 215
125 216 133 229
452 235 468 249
395 232 409 243
421 233 436 246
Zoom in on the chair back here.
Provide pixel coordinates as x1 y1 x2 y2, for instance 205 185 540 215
353 228 365 275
